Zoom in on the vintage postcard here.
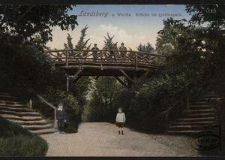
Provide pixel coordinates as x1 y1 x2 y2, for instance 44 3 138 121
0 3 224 157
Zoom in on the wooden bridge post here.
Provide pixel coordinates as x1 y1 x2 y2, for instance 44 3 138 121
66 50 68 67
66 75 69 92
54 109 57 129
29 99 32 109
134 52 137 70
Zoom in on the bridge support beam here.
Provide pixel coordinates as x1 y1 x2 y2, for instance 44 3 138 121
114 76 127 87
138 71 150 81
119 69 134 84
73 76 81 83
66 69 83 92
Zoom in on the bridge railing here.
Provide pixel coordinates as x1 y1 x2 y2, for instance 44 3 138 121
45 49 165 67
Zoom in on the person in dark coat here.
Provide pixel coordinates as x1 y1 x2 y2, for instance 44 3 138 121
119 42 127 59
56 103 66 134
91 44 99 61
109 43 118 61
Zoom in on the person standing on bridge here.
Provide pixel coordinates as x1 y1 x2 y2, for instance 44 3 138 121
119 42 127 59
91 44 99 61
116 107 126 135
109 43 118 61
56 103 66 134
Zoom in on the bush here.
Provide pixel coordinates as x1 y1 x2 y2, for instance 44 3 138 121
0 116 48 156
0 135 48 156
33 88 79 133
84 77 122 122
0 34 54 99
113 72 195 133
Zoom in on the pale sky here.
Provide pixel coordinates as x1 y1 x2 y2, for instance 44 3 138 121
47 5 191 50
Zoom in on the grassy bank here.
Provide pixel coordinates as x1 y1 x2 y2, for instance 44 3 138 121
0 116 48 156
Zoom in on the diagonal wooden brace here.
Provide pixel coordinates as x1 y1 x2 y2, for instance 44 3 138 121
114 76 127 87
69 69 83 82
119 69 134 84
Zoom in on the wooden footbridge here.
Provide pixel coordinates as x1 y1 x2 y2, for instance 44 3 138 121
45 49 165 89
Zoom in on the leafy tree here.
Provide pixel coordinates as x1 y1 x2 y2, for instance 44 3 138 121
0 5 78 47
185 4 225 96
75 25 90 50
137 42 154 52
103 33 116 49
61 26 92 125
64 34 74 50
63 26 92 105
186 4 225 28
0 33 55 98
95 77 122 106
104 5 225 134
156 18 190 56
86 77 122 122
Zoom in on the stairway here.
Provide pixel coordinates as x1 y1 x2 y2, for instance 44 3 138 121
167 95 218 134
0 92 57 135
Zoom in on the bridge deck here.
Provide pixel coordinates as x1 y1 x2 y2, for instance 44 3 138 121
46 49 165 84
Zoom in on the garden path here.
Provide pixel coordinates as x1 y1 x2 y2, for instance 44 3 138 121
41 122 200 157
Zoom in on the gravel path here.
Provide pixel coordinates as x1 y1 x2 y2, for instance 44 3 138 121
41 122 200 157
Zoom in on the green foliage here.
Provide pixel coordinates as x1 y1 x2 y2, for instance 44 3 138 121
70 77 91 106
120 5 225 133
156 18 189 56
0 5 78 46
113 73 189 133
75 25 90 50
185 4 225 96
0 33 54 99
0 135 48 157
137 42 154 52
84 77 122 122
0 116 48 156
62 26 92 125
41 88 79 133
64 34 74 50
0 116 32 138
186 4 225 28
103 33 116 49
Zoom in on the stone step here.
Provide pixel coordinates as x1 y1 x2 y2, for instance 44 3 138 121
0 94 17 101
30 128 57 135
172 121 216 126
183 109 214 114
190 104 213 108
0 104 27 108
167 130 204 135
0 100 25 106
178 117 216 122
168 125 205 131
22 124 53 130
9 119 48 125
184 113 215 118
192 101 210 105
0 106 34 112
0 110 40 116
0 92 56 135
1 114 43 121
